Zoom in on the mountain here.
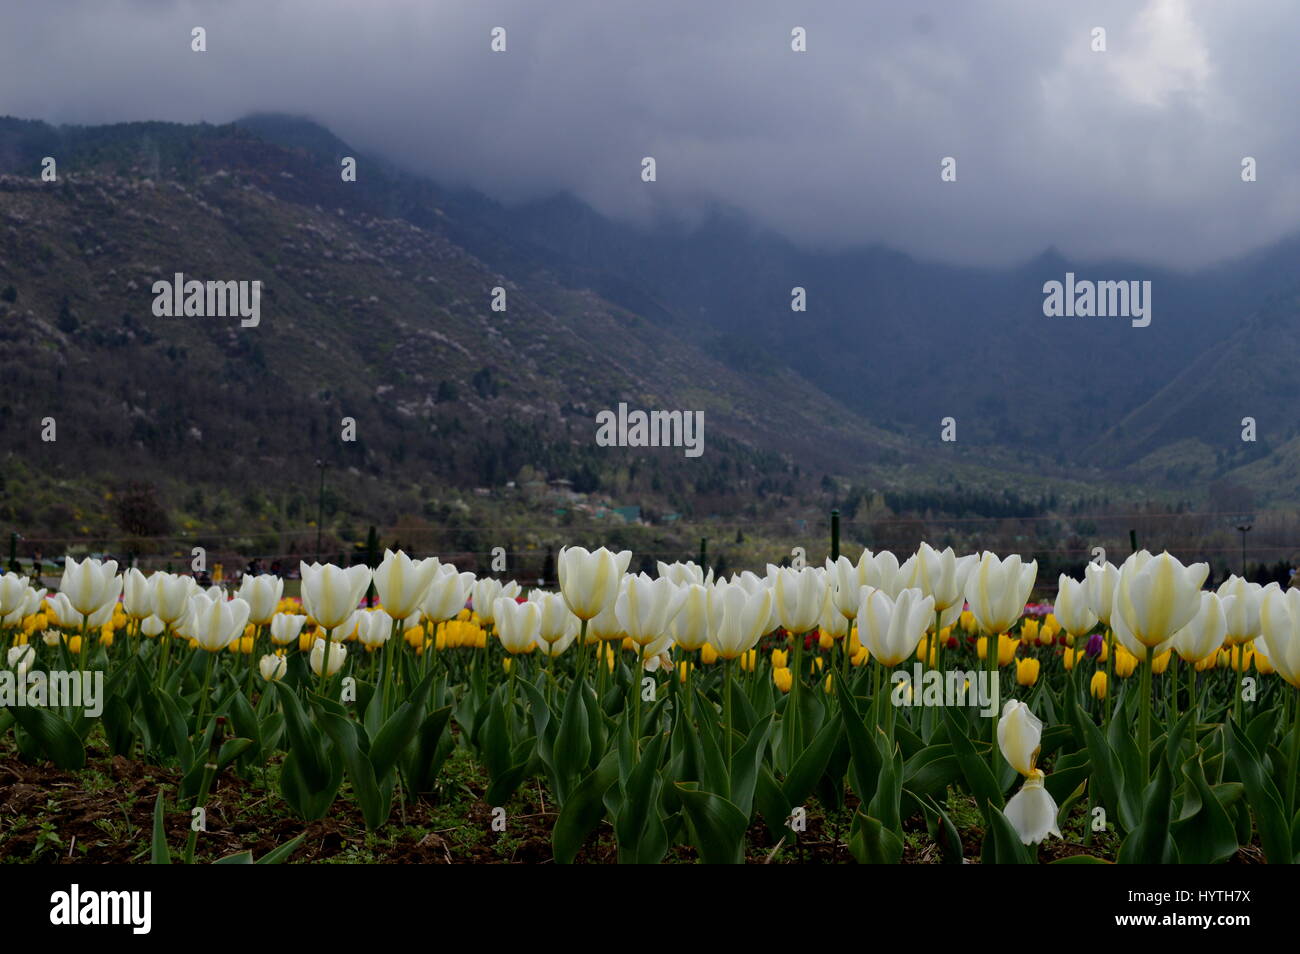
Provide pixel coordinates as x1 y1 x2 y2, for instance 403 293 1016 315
0 112 1296 561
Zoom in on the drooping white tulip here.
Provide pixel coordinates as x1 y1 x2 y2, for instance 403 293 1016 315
1003 771 1062 846
998 700 1042 776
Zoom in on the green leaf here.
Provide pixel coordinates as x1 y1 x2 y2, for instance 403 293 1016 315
554 680 592 803
151 789 171 865
7 705 86 769
849 810 904 864
676 783 749 864
256 832 307 864
1224 719 1294 864
273 682 331 790
1117 759 1179 864
1172 755 1239 865
781 713 842 809
943 706 1003 811
319 711 389 831
983 807 1031 864
553 750 620 864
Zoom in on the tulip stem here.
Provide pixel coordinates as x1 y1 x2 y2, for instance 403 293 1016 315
933 609 942 673
1138 653 1152 779
988 631 1000 772
1232 645 1243 726
1286 692 1300 820
1103 629 1114 726
195 650 215 734
723 657 734 773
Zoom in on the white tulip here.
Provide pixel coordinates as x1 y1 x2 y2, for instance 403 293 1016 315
907 544 977 612
309 637 347 677
856 586 934 667
269 612 308 646
141 615 165 637
472 577 520 624
708 582 772 660
1054 574 1098 637
60 556 121 617
7 643 34 677
998 700 1042 776
356 609 394 648
771 565 825 634
670 583 711 651
964 552 1037 636
1085 560 1119 626
557 546 631 620
237 573 284 625
422 566 474 623
259 653 287 682
826 556 864 620
151 573 195 624
122 568 154 620
300 562 371 631
0 572 30 616
1172 592 1228 663
615 574 687 647
860 550 906 598
528 590 577 644
1217 576 1262 646
373 550 440 620
656 561 711 587
1258 584 1300 689
494 597 541 654
1114 551 1208 649
1003 771 1061 846
187 593 251 652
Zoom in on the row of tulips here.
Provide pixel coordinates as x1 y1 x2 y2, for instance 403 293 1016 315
1 543 1298 863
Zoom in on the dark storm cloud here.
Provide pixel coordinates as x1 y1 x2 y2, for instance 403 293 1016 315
2 0 1297 266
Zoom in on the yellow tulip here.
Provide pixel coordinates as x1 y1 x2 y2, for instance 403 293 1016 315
740 649 757 672
818 631 834 651
1090 670 1108 699
1063 647 1079 671
771 649 789 669
700 643 718 665
1016 657 1040 687
1114 647 1138 678
773 667 793 693
1150 650 1172 675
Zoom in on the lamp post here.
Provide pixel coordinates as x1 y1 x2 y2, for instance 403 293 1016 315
1235 521 1253 578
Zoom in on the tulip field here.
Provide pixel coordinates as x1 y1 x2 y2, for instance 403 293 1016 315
2 544 1298 864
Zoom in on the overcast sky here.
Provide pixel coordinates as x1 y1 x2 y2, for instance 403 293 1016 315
3 0 1298 267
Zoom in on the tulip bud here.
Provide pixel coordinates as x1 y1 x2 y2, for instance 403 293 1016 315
259 653 287 682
